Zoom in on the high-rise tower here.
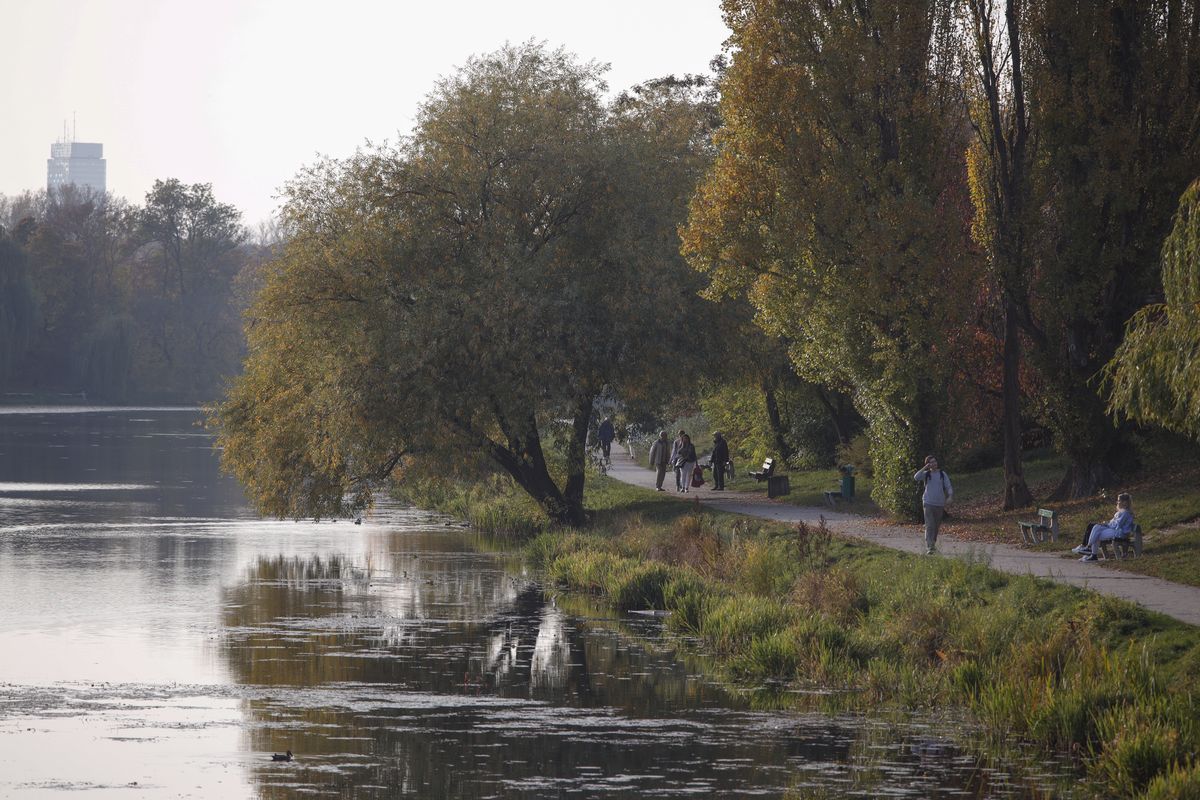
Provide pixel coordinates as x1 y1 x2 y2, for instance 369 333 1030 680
47 140 106 195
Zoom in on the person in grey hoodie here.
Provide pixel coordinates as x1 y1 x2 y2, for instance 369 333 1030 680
914 455 953 555
648 431 672 491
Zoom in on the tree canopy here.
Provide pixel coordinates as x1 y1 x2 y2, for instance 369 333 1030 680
683 0 977 516
215 43 718 523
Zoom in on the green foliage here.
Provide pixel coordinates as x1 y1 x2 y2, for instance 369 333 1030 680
215 43 717 522
1025 1 1200 490
1141 762 1200 800
683 0 973 518
1107 179 1200 440
698 595 793 656
1094 707 1186 797
535 488 1200 797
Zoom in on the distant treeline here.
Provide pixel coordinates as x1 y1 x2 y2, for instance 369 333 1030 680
0 180 276 402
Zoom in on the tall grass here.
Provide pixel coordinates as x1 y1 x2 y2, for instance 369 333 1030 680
536 509 1200 798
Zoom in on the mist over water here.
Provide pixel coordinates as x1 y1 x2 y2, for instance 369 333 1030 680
0 409 1075 797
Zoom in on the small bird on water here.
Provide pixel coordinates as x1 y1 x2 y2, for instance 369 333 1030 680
271 750 293 762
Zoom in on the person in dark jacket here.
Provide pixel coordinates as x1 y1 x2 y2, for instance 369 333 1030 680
597 417 615 460
676 434 697 493
710 432 730 490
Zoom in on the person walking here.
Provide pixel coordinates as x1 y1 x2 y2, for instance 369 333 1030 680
676 433 698 494
710 432 730 491
670 430 686 491
597 417 616 461
648 431 671 491
914 455 953 555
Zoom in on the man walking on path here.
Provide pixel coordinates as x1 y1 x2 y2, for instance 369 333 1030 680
914 455 953 555
710 432 730 491
648 431 671 491
598 417 616 461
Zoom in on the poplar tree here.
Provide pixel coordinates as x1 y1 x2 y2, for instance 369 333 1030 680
683 0 973 517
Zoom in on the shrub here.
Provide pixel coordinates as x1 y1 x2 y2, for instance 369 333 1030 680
737 538 796 596
664 571 719 634
700 595 793 656
610 561 673 611
1094 708 1184 797
792 567 867 624
729 630 802 680
1140 762 1200 800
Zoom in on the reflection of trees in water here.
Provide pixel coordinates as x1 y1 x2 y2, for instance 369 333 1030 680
221 552 1063 798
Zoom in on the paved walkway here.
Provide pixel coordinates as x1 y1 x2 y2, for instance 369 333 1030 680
608 452 1200 628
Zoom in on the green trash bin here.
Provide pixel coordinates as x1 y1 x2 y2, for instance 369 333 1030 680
839 465 856 499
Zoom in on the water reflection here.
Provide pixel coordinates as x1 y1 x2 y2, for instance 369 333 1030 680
221 550 1076 798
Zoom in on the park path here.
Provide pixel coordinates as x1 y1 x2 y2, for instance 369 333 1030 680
607 452 1200 628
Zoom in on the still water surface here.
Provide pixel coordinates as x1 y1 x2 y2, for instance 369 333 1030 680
0 409 1075 797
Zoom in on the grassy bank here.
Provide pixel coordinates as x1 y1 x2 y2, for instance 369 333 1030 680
403 472 1200 799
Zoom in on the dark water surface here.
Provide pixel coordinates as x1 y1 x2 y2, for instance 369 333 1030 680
0 409 1076 798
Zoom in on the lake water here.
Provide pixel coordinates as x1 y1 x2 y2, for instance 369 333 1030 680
0 408 1077 798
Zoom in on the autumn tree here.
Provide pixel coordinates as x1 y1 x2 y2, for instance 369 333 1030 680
683 0 975 517
215 44 715 524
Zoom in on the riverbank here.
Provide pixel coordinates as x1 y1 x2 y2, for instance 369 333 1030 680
403 470 1200 799
605 453 1200 627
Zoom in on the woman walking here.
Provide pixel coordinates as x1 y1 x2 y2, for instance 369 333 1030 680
676 433 697 494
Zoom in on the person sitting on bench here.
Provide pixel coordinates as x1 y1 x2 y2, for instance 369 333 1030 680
1072 493 1135 561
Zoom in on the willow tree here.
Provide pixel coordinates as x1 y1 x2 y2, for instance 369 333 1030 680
683 0 974 517
1105 179 1200 438
215 44 713 524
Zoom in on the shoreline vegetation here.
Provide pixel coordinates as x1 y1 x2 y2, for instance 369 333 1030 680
396 474 1200 800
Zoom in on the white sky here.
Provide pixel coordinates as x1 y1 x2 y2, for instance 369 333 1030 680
1 0 729 226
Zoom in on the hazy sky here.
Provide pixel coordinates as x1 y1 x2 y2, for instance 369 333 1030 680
2 0 729 225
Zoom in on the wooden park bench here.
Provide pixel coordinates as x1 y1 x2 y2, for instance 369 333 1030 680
750 457 789 498
1018 508 1059 544
751 458 775 481
1101 524 1143 559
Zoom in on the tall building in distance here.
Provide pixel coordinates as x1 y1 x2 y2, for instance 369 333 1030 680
47 139 106 196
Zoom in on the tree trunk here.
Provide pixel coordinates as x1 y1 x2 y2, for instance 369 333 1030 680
1048 381 1120 499
762 379 796 464
814 386 853 446
560 397 593 521
1002 297 1033 510
485 412 586 528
